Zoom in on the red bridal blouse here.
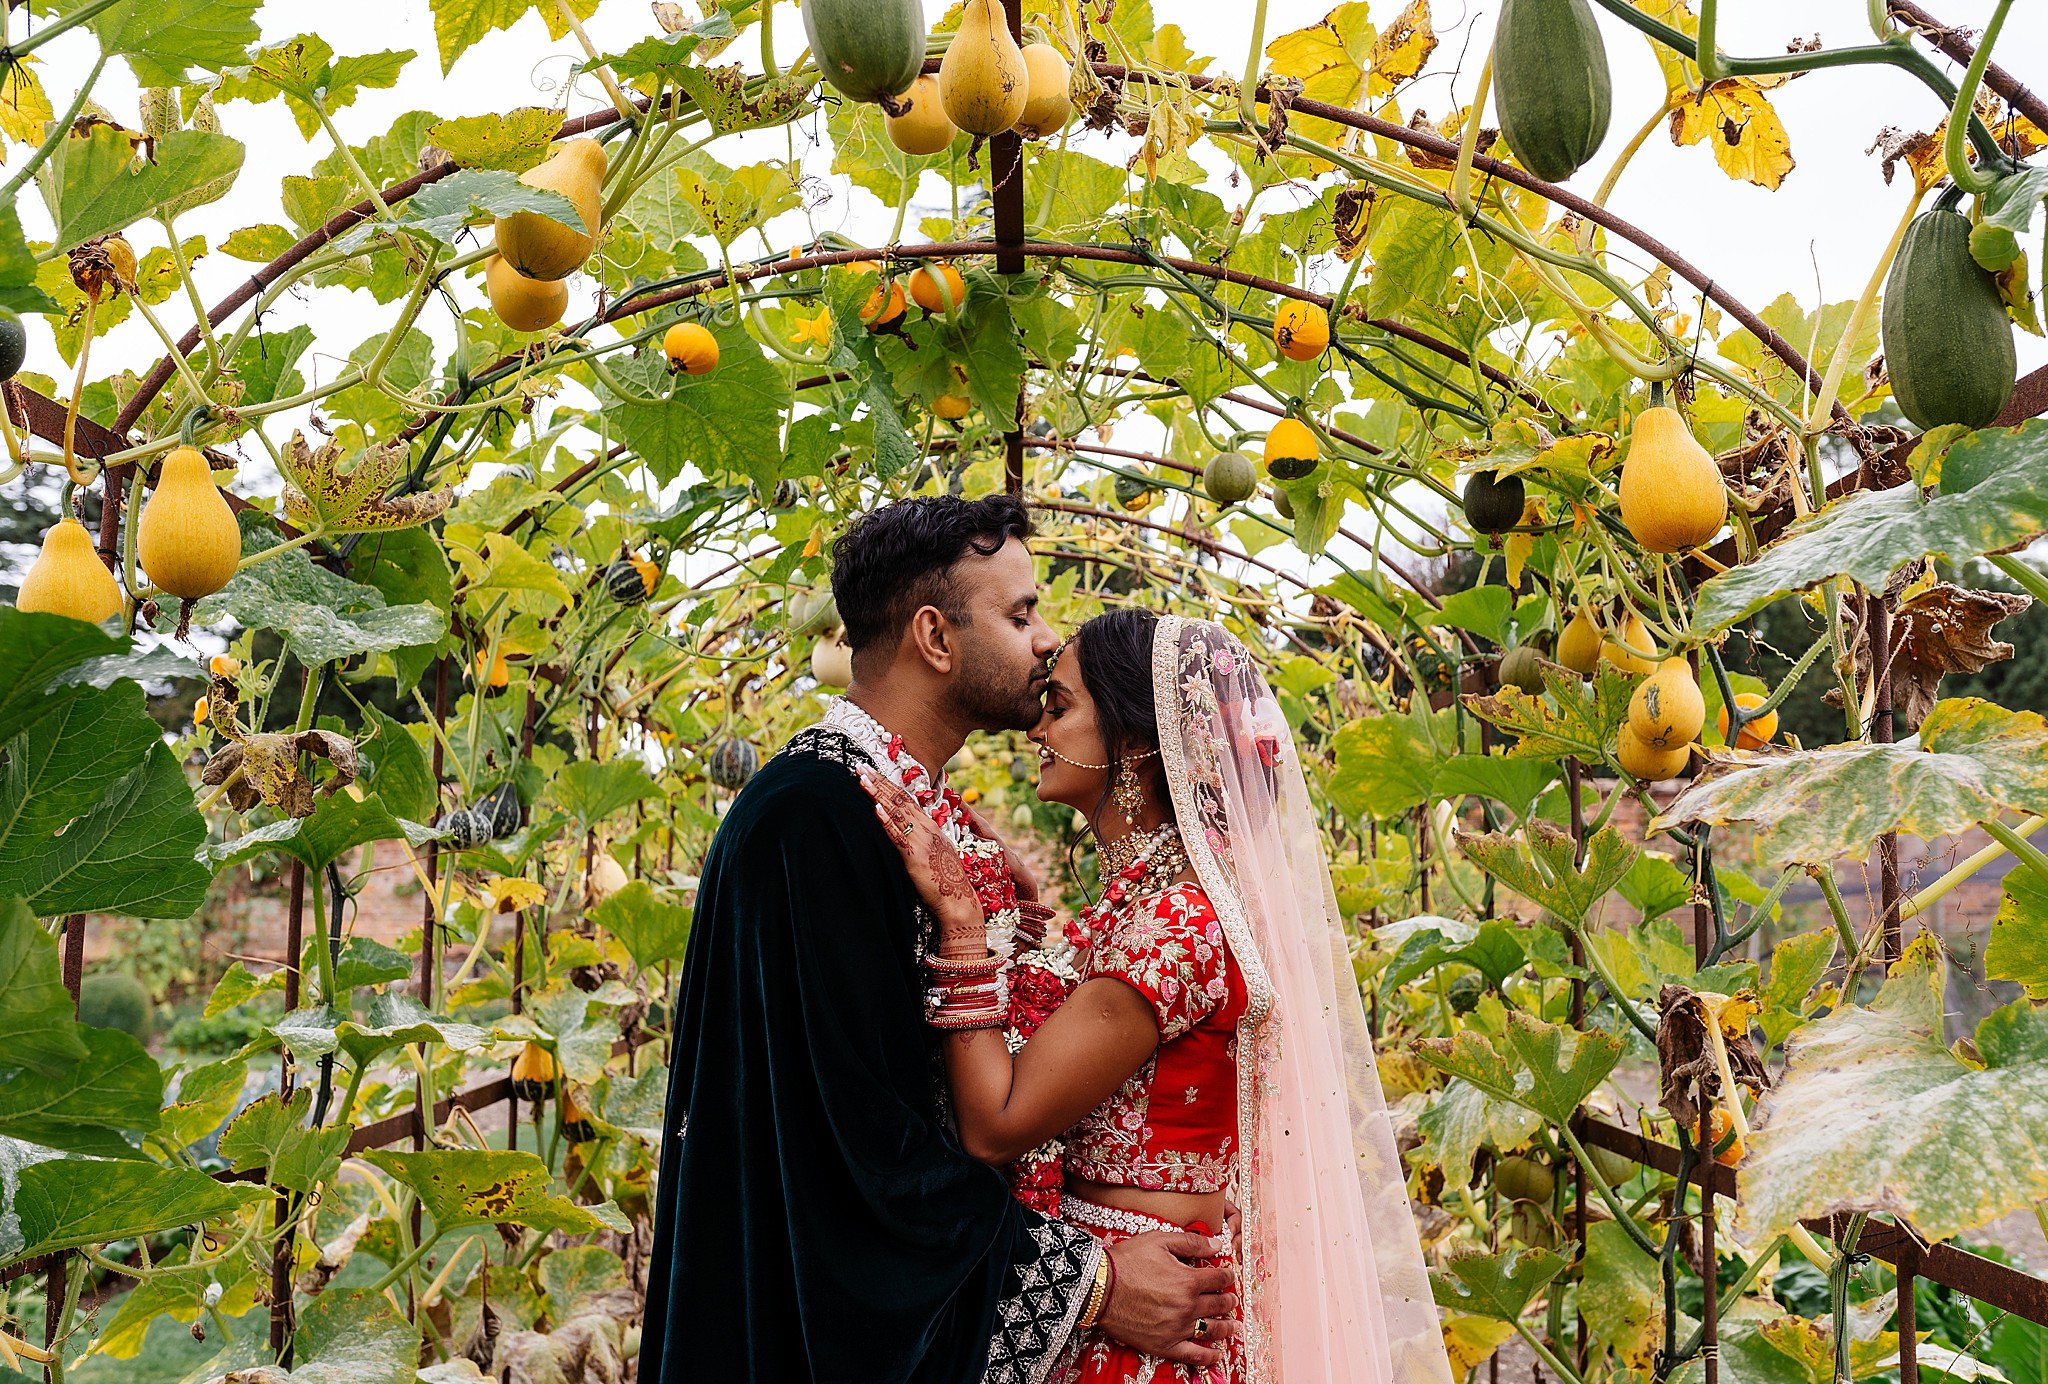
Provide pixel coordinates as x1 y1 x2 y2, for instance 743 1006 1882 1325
1063 883 1247 1194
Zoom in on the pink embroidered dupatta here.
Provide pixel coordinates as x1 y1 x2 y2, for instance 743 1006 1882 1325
1153 617 1452 1384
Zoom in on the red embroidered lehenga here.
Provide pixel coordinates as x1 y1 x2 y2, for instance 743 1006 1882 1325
1015 618 1456 1384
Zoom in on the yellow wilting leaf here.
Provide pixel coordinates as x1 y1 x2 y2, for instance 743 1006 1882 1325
1505 498 1544 588
1367 0 1435 94
1996 254 2042 336
1669 80 1795 190
1442 1315 1515 1375
0 56 52 146
1264 1 1378 160
481 877 548 914
1867 125 1950 193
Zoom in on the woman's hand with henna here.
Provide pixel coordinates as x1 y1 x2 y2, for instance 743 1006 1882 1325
858 768 983 934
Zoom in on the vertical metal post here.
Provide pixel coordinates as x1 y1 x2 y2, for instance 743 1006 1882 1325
1897 1247 1919 1384
49 924 84 1379
1564 758 1588 1370
1701 1179 1718 1384
994 0 1026 496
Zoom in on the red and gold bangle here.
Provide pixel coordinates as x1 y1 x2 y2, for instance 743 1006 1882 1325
926 949 1000 977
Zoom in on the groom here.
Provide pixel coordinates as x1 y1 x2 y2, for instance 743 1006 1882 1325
639 495 1236 1382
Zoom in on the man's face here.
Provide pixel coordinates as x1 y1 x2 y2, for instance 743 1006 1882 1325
942 537 1057 732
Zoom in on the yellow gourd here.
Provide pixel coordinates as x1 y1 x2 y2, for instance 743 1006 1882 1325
1262 417 1319 480
1717 692 1780 749
1618 405 1727 554
17 518 123 623
1617 723 1691 782
1013 43 1072 138
511 1041 558 1100
933 392 971 420
1556 606 1602 675
493 137 607 282
852 263 907 328
664 321 720 375
1628 657 1705 747
138 445 241 601
485 254 568 333
908 263 968 314
938 0 1029 135
476 649 510 689
1601 610 1658 675
886 75 957 155
1273 300 1330 361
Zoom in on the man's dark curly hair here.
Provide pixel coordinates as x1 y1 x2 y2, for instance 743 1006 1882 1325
831 495 1033 656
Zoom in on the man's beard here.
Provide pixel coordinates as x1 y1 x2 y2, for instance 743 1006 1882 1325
949 657 1045 733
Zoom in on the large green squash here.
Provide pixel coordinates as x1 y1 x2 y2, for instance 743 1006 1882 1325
1493 0 1611 184
1880 207 2017 430
803 0 926 104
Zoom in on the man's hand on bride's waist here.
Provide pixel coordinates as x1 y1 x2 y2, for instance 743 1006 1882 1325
1100 1230 1237 1367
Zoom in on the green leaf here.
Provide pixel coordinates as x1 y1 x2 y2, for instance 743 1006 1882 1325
1461 664 1635 762
1436 586 1514 644
196 527 448 667
1617 851 1692 922
375 167 584 246
1457 822 1636 927
217 34 412 139
1328 711 1443 822
1415 1078 1542 1187
362 708 436 825
451 533 569 616
1368 200 1461 319
600 325 790 488
362 1148 629 1235
879 290 1029 423
1738 932 2048 1244
539 1244 625 1320
1656 699 2048 867
0 612 125 741
218 1089 349 1193
0 899 87 1076
9 1158 266 1263
1970 168 2048 275
824 272 916 480
827 98 955 207
1373 915 1526 990
588 880 691 971
521 982 626 1083
426 107 564 171
1985 866 2048 999
672 154 798 246
50 126 244 251
1430 755 1560 820
1757 927 1838 1049
1695 422 2048 634
1582 1220 1663 1373
1415 1010 1625 1128
0 204 55 313
292 1287 420 1384
592 1063 666 1143
232 322 315 406
272 992 490 1066
88 0 263 85
156 1057 249 1150
1431 1244 1568 1321
0 679 211 919
547 761 655 826
0 1026 161 1157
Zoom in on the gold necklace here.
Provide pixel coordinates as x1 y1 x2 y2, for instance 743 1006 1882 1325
1100 821 1183 881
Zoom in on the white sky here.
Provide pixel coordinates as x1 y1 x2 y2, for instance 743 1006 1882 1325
9 0 2047 590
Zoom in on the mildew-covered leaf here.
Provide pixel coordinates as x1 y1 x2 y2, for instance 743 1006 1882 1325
1414 1010 1623 1128
279 431 451 535
1656 699 2048 866
1456 822 1636 927
1430 1244 1567 1322
1738 932 2048 1244
1985 867 2048 999
1415 1078 1541 1187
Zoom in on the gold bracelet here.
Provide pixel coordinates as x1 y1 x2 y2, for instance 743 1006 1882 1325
1076 1251 1111 1329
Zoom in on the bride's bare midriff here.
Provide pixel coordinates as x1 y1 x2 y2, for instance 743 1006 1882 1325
1065 1178 1227 1235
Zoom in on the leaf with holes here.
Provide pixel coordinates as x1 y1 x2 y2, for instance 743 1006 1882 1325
1431 1244 1568 1322
426 107 563 171
363 1148 629 1235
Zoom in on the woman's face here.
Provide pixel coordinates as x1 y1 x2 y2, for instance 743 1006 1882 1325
1027 644 1109 814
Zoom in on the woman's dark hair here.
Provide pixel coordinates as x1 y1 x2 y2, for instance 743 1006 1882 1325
1070 607 1161 770
831 494 1032 655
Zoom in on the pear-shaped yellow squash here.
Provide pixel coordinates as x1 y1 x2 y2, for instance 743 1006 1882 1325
1556 606 1602 675
486 254 568 333
1013 43 1072 138
493 137 606 282
1601 609 1658 675
1273 300 1330 361
1628 658 1705 747
1619 406 1727 553
139 446 241 600
17 518 123 623
1617 722 1691 782
939 0 1029 135
886 75 957 155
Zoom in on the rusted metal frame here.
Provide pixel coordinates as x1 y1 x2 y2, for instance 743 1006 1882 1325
993 0 1026 495
271 857 307 1360
1866 590 1904 962
1885 1 2048 133
1576 1116 2048 1327
1563 758 1590 1368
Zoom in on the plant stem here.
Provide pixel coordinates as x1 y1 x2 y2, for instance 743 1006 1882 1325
1984 816 2048 887
1942 0 2015 195
1813 865 1860 959
1805 187 1920 433
1593 101 1675 209
1901 815 2044 920
364 1233 439 1296
1989 553 2048 608
1558 1123 1660 1256
313 98 390 217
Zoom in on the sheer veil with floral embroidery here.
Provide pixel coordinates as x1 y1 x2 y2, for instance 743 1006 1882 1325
1153 616 1453 1384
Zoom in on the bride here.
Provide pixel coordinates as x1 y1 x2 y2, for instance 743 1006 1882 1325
861 610 1452 1384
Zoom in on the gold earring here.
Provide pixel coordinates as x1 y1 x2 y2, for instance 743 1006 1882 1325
1111 757 1144 827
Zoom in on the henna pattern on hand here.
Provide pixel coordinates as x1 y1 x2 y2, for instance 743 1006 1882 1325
925 833 971 903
